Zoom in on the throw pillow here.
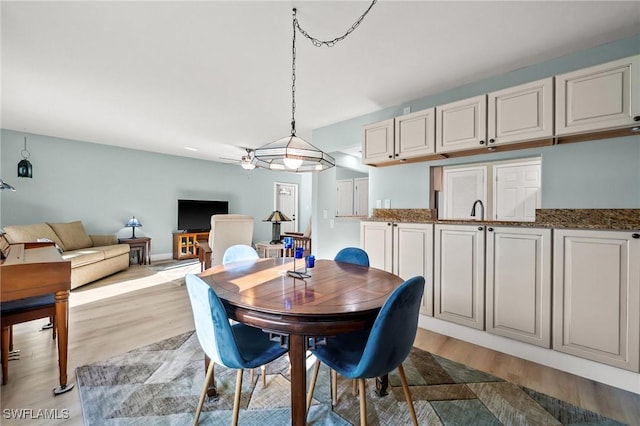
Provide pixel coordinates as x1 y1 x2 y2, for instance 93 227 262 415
2 223 66 251
48 221 93 251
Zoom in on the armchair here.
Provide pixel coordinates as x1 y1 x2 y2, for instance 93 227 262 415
204 214 254 269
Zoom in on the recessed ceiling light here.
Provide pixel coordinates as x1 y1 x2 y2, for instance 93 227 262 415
184 147 198 152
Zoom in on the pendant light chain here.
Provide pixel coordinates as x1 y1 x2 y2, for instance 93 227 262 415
290 0 377 137
291 9 297 136
293 0 377 47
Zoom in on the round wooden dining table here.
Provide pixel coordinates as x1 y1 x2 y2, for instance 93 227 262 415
198 257 404 426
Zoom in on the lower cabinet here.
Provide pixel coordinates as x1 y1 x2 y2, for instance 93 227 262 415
434 224 485 329
486 227 552 347
553 229 640 371
361 221 433 315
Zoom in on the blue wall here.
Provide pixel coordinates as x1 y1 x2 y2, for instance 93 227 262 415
0 130 308 258
312 34 640 258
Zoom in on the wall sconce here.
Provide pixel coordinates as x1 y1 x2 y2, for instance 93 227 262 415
0 179 16 191
17 137 33 178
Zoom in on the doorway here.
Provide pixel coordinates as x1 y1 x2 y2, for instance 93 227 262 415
274 182 298 234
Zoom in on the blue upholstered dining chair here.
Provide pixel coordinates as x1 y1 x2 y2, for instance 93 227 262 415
334 247 370 267
222 244 266 386
185 274 288 426
307 275 425 426
222 244 259 265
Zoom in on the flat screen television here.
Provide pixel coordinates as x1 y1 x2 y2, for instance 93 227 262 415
177 199 229 232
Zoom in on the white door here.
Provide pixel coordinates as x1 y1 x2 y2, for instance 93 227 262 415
493 160 541 221
275 183 298 234
442 166 486 219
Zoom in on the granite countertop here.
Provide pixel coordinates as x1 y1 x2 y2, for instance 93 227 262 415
366 209 640 230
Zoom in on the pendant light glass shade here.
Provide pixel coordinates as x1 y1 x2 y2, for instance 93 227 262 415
252 135 335 172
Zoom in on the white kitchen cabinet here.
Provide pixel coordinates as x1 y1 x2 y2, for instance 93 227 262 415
362 119 394 164
360 221 393 272
486 226 551 347
393 223 434 316
354 178 369 217
362 109 435 166
487 77 554 146
361 221 434 315
556 55 640 135
394 108 436 159
336 179 354 217
434 224 485 329
436 95 487 154
553 229 640 371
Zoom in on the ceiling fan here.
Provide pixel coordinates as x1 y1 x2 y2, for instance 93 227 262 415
219 148 255 170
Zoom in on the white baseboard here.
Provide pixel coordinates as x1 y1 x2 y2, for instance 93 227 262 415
419 314 640 395
150 253 173 262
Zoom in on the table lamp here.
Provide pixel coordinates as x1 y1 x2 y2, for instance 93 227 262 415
263 210 290 244
125 216 142 238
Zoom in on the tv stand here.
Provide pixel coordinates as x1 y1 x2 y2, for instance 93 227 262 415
172 231 209 260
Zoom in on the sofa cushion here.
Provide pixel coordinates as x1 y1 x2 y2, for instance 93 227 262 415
61 248 105 268
101 244 130 259
48 221 93 251
2 223 66 251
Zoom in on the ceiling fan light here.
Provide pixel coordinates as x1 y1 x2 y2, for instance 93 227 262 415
241 161 256 170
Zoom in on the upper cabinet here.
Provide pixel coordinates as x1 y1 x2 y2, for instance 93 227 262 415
363 109 436 166
487 77 554 146
362 119 395 164
556 55 640 136
436 95 487 153
436 78 554 154
394 108 436 159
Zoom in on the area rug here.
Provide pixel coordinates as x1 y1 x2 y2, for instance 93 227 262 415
76 331 624 425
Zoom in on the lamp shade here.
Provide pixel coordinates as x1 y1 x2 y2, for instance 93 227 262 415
263 211 291 223
125 216 142 238
252 135 335 172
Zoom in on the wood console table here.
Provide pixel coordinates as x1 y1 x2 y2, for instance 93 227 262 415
0 244 72 394
119 237 151 265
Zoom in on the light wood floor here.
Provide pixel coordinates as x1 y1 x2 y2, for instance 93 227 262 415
2 262 639 425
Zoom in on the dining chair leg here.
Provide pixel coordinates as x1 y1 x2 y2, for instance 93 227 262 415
1 325 10 385
250 369 254 383
358 378 367 426
397 364 418 426
331 369 338 406
353 378 358 395
232 369 243 426
261 365 267 387
193 360 215 426
306 359 321 411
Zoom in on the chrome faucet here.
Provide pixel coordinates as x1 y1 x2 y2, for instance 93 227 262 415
470 199 484 221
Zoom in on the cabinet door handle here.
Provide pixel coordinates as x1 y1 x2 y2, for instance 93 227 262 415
487 227 494 231
479 140 485 145
632 233 640 239
478 226 484 231
634 116 640 122
393 223 398 227
489 138 495 144
388 155 393 159
387 222 392 226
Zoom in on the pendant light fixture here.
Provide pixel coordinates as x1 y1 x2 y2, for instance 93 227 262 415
252 2 377 172
17 136 33 178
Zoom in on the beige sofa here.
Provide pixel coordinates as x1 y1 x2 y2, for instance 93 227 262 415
1 221 130 289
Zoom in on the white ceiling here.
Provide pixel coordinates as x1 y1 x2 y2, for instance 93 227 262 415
2 1 639 164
